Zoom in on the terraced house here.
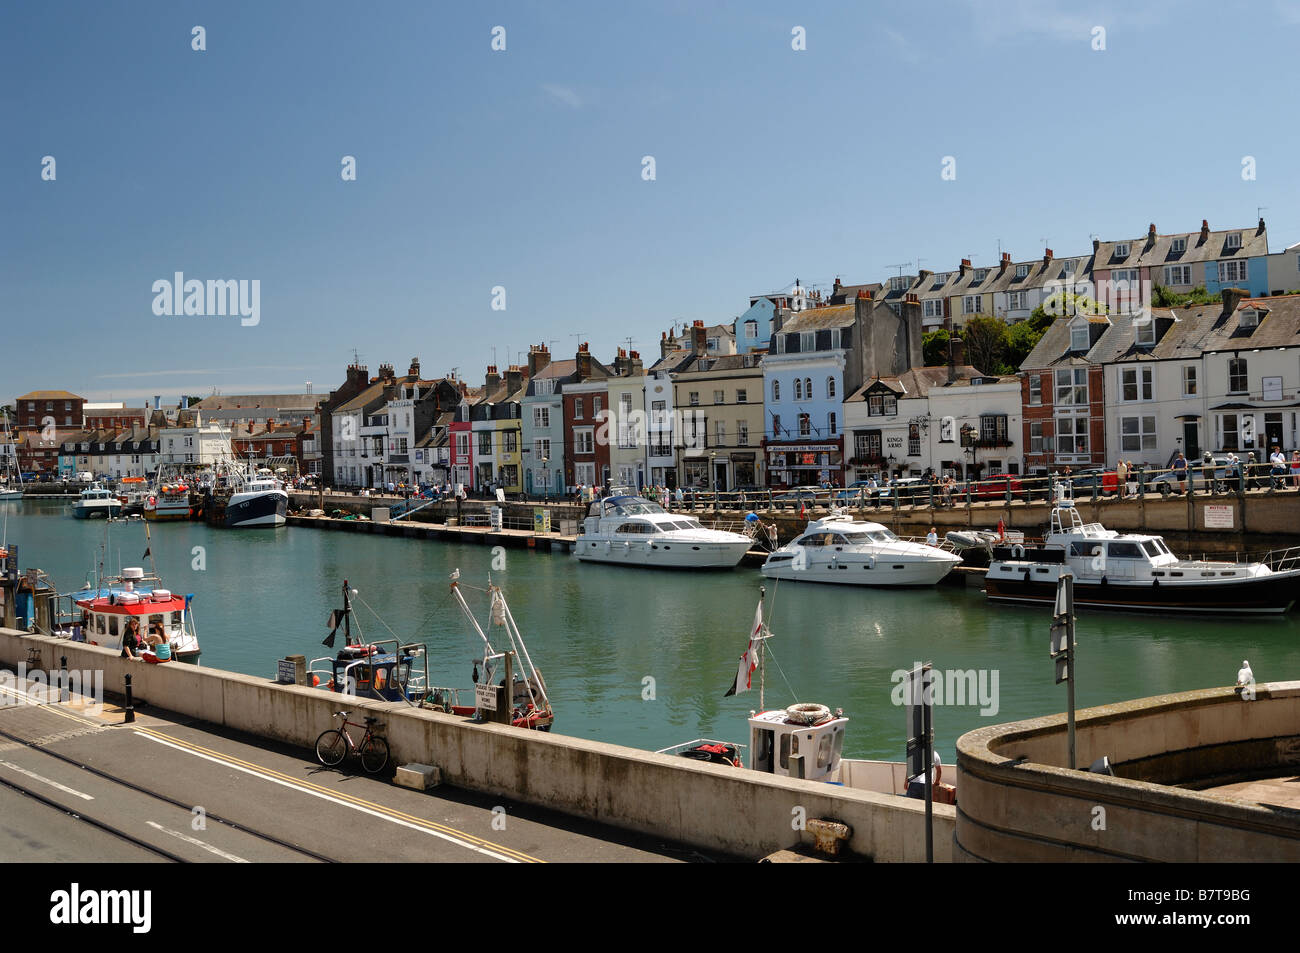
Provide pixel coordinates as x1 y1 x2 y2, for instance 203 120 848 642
669 328 765 491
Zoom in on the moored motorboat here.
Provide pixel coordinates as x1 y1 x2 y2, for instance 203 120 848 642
575 495 754 569
983 496 1300 615
72 482 122 519
72 566 201 661
224 467 287 528
761 512 960 586
660 590 957 804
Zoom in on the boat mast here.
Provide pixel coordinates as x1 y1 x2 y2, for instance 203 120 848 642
342 578 353 646
759 586 767 712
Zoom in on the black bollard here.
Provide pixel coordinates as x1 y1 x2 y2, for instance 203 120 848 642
123 673 135 724
59 655 69 703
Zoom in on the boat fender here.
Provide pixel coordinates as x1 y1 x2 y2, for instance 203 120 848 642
1023 570 1031 583
1011 544 1025 559
1152 578 1159 587
1100 576 1107 586
786 703 831 726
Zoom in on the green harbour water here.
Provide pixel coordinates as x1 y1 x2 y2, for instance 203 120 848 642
6 498 1300 763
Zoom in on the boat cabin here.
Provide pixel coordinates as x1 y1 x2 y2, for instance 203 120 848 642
748 707 847 782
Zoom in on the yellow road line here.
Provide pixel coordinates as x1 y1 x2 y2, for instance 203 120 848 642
0 683 107 730
132 725 542 863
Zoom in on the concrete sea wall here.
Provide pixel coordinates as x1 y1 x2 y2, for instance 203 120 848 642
1 628 953 861
956 682 1300 862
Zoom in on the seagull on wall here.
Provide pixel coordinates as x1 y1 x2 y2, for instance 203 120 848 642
1236 660 1254 687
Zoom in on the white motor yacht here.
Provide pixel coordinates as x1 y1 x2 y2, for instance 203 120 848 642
761 512 961 586
575 495 754 569
984 497 1300 614
71 482 123 519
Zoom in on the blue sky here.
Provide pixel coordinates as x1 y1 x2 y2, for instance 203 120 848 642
4 0 1300 405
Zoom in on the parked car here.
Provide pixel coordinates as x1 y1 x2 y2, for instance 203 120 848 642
877 477 928 504
832 480 878 504
973 473 1024 500
1067 468 1119 496
1145 454 1235 493
772 487 823 510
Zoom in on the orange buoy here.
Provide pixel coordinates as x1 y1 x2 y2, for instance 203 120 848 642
311 674 321 687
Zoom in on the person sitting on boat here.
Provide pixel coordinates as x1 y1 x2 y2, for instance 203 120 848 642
926 526 938 546
144 621 165 647
121 619 143 660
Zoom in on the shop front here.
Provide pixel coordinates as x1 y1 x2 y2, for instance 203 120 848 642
763 438 843 487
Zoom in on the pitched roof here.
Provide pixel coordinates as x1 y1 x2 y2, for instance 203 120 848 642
192 394 317 410
777 303 857 332
847 365 1001 401
16 390 83 401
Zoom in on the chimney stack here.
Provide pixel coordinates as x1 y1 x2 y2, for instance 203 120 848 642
408 357 421 378
346 362 369 388
527 343 551 378
378 362 395 381
628 350 643 375
505 365 523 395
691 320 707 356
1043 248 1055 265
1200 219 1210 244
1092 238 1100 252
266 418 276 432
1147 223 1157 245
959 258 972 276
1258 217 1266 234
1221 287 1248 319
484 365 501 394
575 343 592 380
999 252 1011 274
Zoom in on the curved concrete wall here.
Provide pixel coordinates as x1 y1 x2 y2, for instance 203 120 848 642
2 629 953 861
956 683 1300 862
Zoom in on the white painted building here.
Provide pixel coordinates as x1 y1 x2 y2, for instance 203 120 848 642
845 367 1022 481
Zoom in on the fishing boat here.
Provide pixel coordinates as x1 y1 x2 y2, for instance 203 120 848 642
659 589 956 804
72 482 123 519
297 576 553 730
71 566 201 662
144 470 195 522
575 495 754 569
760 512 961 586
223 465 288 528
983 493 1300 615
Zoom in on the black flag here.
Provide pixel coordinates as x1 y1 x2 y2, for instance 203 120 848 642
142 547 151 560
323 608 344 648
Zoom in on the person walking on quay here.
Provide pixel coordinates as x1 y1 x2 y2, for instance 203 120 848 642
1116 459 1128 499
1172 452 1188 494
1291 450 1300 489
1269 445 1287 489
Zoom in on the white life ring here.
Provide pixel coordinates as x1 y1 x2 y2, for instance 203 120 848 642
1011 544 1026 559
786 703 831 725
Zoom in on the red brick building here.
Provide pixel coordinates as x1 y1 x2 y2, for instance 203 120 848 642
16 391 84 432
561 344 612 490
1020 315 1110 474
230 418 315 473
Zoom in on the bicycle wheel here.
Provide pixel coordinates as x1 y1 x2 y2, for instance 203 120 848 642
315 729 348 767
359 736 389 774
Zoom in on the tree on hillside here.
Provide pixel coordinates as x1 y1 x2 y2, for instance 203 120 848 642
961 316 1010 375
922 328 950 367
1006 320 1045 370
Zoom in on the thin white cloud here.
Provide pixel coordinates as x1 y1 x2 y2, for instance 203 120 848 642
958 0 1172 44
541 83 582 108
94 366 307 380
883 28 922 64
1277 1 1300 24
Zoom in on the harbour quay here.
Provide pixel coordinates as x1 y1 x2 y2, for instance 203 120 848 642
5 625 1296 862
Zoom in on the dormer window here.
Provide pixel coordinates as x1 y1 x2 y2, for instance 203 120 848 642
1115 243 1131 258
1134 317 1155 346
1171 237 1186 254
1225 233 1242 250
890 276 907 291
1069 320 1090 351
974 269 988 282
1239 308 1260 329
1015 264 1029 278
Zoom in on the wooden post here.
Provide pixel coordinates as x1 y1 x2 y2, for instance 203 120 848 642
494 651 514 725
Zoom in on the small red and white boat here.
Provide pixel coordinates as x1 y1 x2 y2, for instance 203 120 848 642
74 567 201 662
